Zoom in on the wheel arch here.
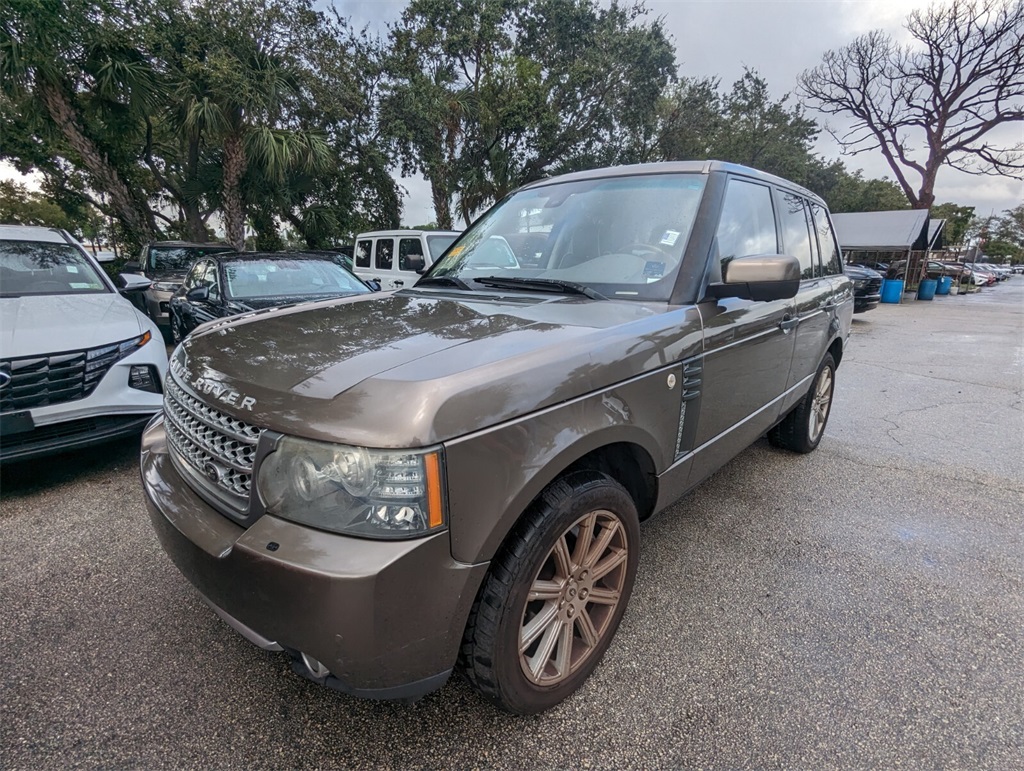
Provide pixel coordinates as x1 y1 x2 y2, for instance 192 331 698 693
446 422 664 565
828 335 843 368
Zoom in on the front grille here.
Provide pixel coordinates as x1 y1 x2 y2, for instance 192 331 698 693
1 339 135 413
163 375 263 510
865 277 883 294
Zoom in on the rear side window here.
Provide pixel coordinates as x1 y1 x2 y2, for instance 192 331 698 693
714 179 777 280
426 234 457 260
374 239 394 270
777 192 816 279
398 238 424 271
355 240 372 269
811 204 843 276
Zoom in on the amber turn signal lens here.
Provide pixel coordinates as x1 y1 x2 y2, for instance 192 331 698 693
425 452 444 529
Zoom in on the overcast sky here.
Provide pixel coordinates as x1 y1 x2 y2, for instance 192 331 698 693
345 0 1023 225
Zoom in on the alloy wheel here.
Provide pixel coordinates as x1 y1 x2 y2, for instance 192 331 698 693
808 366 833 443
518 510 629 686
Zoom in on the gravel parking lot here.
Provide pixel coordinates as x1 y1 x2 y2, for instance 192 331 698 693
2 279 1022 770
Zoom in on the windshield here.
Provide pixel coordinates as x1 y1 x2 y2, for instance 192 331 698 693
0 240 109 297
223 258 370 300
425 174 706 301
149 246 231 272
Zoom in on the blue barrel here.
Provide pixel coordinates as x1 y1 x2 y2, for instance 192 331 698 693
917 278 937 300
881 278 904 303
936 276 952 295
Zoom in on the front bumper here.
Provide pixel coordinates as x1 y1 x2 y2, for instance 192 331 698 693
140 416 488 700
1 340 165 462
144 288 175 327
853 293 881 313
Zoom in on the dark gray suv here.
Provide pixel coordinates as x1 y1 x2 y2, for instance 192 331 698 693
140 161 853 714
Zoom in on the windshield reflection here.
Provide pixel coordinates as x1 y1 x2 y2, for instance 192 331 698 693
0 241 109 297
426 174 706 302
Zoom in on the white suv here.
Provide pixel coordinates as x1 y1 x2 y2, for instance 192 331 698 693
0 225 168 462
352 230 460 290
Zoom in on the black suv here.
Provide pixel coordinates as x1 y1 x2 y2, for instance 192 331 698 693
844 264 883 313
126 241 235 340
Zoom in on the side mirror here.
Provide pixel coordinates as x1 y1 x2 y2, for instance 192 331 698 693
365 279 382 292
406 253 426 273
116 273 151 292
123 261 142 272
186 286 210 302
707 254 800 302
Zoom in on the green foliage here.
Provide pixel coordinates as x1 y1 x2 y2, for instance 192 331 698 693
976 205 1024 262
807 161 910 213
385 0 675 227
1 0 399 250
929 202 976 247
1 0 947 245
0 180 74 229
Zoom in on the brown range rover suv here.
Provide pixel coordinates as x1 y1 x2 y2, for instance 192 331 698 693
141 161 853 714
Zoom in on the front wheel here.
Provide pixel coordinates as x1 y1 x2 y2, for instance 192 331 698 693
461 470 640 714
769 352 836 453
170 312 185 345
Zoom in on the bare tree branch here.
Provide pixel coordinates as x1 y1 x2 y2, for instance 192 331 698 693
799 0 1024 209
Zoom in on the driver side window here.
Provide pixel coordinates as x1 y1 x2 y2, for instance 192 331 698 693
183 260 207 291
202 262 220 301
714 179 778 281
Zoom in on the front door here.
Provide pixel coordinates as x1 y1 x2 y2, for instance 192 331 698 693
690 177 795 484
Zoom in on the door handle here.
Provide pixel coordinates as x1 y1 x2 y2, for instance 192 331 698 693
394 280 404 287
779 314 800 332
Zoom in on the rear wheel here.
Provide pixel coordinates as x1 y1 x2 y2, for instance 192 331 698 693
769 352 836 453
461 470 639 714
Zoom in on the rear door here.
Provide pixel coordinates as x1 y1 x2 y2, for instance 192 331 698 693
811 203 853 347
778 190 833 399
373 237 398 289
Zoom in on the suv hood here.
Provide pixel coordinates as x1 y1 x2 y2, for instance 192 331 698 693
145 268 189 282
174 290 695 446
1 293 147 358
844 265 883 280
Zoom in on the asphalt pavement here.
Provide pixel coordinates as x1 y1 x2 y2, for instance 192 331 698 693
2 278 1022 769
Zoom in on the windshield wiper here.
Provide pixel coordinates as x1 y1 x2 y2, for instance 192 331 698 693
474 276 607 300
415 275 473 291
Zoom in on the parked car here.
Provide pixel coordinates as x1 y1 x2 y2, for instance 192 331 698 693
168 251 375 342
848 261 890 277
964 262 1004 283
124 241 235 340
141 161 853 714
0 224 167 462
887 259 964 282
352 229 461 290
844 264 883 313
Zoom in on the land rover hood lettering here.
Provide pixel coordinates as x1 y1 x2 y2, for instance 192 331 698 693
191 376 257 410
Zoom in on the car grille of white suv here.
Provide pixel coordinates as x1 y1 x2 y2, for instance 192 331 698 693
163 374 262 511
0 343 126 413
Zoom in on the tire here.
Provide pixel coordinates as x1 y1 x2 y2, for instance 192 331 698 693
461 470 640 715
769 352 836 454
170 312 184 345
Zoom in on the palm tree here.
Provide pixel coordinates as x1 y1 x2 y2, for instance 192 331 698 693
1 0 159 245
173 38 331 250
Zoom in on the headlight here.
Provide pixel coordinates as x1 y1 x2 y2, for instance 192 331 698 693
853 279 866 288
256 435 446 539
153 281 180 292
